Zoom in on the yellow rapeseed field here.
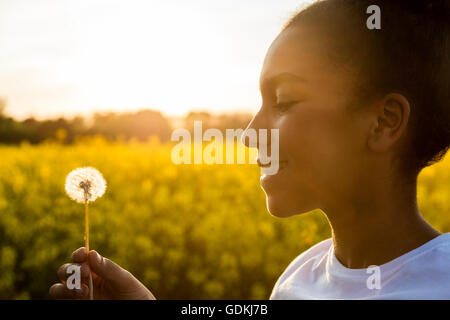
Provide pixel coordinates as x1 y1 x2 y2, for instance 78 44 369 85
0 137 448 299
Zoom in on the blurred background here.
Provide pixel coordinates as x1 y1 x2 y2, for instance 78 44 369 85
0 0 448 299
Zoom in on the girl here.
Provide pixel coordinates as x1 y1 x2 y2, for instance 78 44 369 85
50 0 450 299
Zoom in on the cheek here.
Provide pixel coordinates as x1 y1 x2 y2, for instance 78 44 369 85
278 104 360 185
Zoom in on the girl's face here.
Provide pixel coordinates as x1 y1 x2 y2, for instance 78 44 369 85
244 26 374 218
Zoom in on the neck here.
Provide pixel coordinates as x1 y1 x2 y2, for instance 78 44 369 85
322 175 440 269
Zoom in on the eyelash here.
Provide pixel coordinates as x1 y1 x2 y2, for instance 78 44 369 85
273 101 297 113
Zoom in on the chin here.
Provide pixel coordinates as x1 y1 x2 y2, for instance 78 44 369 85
265 195 312 218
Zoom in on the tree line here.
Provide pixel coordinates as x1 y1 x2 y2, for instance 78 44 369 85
0 99 253 144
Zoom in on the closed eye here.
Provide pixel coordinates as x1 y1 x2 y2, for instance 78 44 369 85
273 101 299 112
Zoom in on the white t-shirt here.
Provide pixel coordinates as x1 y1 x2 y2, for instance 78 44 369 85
270 233 450 299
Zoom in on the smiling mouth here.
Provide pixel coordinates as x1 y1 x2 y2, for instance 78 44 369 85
257 158 288 174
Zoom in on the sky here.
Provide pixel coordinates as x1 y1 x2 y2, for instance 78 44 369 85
0 0 312 120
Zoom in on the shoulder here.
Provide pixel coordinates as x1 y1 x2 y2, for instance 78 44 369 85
402 234 450 271
399 234 450 276
272 238 332 289
382 234 450 299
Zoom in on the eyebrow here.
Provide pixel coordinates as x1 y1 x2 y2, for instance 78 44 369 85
260 72 308 92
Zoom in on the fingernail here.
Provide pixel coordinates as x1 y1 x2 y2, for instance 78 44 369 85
92 250 102 264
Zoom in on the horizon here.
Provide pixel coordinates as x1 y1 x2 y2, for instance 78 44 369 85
0 104 255 122
0 0 311 120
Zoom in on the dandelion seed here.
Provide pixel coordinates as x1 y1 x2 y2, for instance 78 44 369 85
65 167 106 203
65 166 107 300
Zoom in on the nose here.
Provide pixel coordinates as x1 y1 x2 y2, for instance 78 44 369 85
241 108 270 149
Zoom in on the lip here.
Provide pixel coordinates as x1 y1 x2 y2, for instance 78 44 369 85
256 158 288 169
258 159 288 189
256 157 288 175
259 166 286 192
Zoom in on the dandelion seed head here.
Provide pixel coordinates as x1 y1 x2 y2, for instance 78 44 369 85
65 167 107 203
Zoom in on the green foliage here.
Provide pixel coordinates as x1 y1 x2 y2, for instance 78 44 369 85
0 140 448 299
0 107 252 145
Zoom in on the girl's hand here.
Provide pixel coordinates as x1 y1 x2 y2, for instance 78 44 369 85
49 247 156 300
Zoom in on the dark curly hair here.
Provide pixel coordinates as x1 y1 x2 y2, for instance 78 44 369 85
283 0 450 179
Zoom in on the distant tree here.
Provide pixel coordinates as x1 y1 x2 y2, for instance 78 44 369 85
90 109 172 142
183 111 252 135
0 98 6 116
0 104 253 145
184 111 212 134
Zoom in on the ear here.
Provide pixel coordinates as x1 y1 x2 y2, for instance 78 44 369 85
367 93 410 153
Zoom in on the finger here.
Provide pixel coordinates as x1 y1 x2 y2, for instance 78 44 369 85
49 283 88 300
88 250 130 286
71 247 88 263
57 263 91 282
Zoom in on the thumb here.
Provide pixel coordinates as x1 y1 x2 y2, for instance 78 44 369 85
88 250 131 287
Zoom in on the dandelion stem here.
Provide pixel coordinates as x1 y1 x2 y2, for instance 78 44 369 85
85 200 93 300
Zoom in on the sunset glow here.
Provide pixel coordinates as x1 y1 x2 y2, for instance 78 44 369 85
0 0 309 119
